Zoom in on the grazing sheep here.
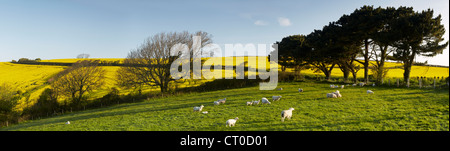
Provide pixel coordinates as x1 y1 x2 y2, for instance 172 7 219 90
341 85 345 89
193 105 204 112
330 84 335 88
217 98 226 104
261 97 271 104
202 111 208 114
327 93 337 98
281 108 295 122
65 121 70 125
367 90 374 94
272 95 282 101
214 101 220 105
246 101 253 106
359 82 365 87
352 83 357 87
277 88 283 90
226 117 239 127
252 100 260 105
333 90 342 98
298 88 303 93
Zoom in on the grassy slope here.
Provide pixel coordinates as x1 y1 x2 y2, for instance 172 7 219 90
3 82 448 131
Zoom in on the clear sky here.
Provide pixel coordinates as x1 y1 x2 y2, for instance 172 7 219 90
0 0 448 66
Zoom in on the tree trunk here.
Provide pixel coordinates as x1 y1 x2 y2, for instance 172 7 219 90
363 39 370 83
403 63 412 87
339 64 350 82
375 45 388 85
403 51 416 87
351 71 357 83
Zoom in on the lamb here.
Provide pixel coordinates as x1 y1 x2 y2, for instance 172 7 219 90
226 117 239 127
341 85 345 89
193 105 204 112
330 84 335 88
359 82 365 87
281 108 295 122
213 101 220 105
217 98 226 104
246 101 253 106
272 95 282 101
367 90 374 94
65 121 70 125
327 93 337 98
298 88 303 93
352 83 357 87
252 100 260 105
202 111 208 114
261 97 271 104
333 90 342 98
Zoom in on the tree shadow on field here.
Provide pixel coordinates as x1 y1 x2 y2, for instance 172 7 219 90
4 99 216 130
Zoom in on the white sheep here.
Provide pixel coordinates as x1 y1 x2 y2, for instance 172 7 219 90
372 83 376 87
272 95 282 101
298 88 303 93
261 97 271 104
334 85 339 88
277 88 283 90
226 117 239 127
341 85 345 89
202 111 208 114
359 82 365 87
217 98 226 104
327 93 337 98
367 90 374 94
330 84 335 88
65 121 70 125
352 83 357 87
193 105 204 112
213 101 220 105
252 100 260 105
281 108 295 122
246 101 253 106
333 90 342 98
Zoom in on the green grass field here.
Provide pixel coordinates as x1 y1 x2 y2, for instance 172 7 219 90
2 81 448 131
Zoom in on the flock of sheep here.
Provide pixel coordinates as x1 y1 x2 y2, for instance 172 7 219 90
192 82 376 127
63 82 376 127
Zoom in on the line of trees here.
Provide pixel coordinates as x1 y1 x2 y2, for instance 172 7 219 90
272 6 448 85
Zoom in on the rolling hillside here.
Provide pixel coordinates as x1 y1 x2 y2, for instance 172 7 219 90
2 81 448 131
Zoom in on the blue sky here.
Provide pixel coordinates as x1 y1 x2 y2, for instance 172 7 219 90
0 0 448 66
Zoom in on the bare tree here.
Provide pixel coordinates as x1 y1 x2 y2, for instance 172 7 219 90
118 31 212 93
77 53 90 59
51 60 105 106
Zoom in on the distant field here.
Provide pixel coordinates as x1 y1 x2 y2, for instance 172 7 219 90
2 81 448 131
40 58 124 63
40 57 450 78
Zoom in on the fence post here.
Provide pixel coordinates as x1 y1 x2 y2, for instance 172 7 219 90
397 79 399 87
434 78 436 89
419 77 422 88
